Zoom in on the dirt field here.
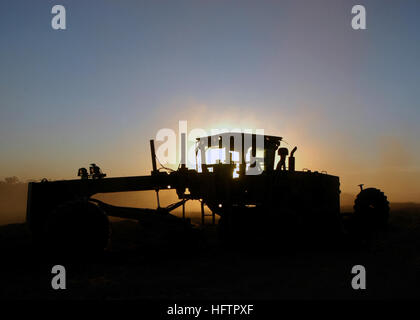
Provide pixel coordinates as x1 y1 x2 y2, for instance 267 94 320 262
0 204 419 300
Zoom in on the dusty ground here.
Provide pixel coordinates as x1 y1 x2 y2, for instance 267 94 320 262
0 205 419 300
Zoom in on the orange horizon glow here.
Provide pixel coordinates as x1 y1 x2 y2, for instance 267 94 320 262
2 114 419 204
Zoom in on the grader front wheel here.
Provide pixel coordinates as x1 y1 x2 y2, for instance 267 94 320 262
42 200 110 255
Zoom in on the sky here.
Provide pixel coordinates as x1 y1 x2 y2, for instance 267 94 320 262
0 0 419 202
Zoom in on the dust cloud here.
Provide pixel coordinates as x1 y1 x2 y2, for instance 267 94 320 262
0 179 27 225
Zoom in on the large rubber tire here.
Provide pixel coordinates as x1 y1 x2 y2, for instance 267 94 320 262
217 207 255 246
353 188 390 229
42 200 110 255
217 206 286 249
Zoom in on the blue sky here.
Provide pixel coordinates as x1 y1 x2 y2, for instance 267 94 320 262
0 0 419 201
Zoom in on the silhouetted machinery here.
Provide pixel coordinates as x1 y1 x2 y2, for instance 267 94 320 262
26 133 389 253
78 164 106 180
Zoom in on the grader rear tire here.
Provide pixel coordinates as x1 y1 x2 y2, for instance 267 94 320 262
354 188 390 229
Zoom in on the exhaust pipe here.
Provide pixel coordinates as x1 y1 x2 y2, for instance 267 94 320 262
288 146 297 171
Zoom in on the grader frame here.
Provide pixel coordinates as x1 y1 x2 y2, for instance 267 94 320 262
26 132 387 250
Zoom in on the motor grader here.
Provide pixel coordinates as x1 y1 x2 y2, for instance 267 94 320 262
26 132 390 252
